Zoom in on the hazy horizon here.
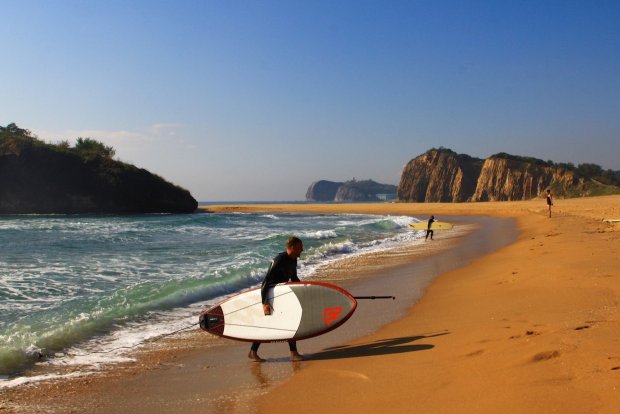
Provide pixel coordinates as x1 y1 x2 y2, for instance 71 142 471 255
2 1 620 201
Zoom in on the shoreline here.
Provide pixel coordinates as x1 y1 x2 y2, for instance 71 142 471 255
1 210 511 413
2 196 618 413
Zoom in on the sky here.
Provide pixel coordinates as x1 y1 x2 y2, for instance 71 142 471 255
1 0 619 201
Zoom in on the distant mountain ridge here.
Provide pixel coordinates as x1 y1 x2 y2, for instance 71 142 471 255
0 123 197 214
306 179 397 202
398 148 620 202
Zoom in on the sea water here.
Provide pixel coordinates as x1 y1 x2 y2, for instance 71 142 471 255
0 210 425 385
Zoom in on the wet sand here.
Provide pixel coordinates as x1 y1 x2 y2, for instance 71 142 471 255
2 196 619 413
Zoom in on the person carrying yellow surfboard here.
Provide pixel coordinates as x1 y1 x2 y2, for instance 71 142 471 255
426 215 435 240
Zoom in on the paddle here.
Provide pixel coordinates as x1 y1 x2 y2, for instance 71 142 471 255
353 296 395 300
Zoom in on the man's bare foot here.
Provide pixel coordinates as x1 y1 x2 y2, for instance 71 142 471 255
290 351 304 361
248 351 265 362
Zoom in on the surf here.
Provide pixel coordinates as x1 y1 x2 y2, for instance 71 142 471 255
0 211 420 381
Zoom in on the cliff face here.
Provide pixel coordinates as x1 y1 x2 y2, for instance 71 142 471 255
306 179 397 202
305 180 342 201
397 149 482 202
472 157 584 201
398 149 597 202
0 136 197 214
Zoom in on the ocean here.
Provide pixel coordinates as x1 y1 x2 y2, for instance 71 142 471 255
0 210 425 386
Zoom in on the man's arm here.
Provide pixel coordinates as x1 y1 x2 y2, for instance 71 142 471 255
261 254 284 305
260 266 274 305
291 267 300 282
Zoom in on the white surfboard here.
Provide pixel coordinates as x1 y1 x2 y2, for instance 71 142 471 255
199 282 357 342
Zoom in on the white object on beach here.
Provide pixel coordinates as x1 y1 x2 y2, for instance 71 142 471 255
199 282 357 342
603 219 620 222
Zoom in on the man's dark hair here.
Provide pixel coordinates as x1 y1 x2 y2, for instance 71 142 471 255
286 237 302 248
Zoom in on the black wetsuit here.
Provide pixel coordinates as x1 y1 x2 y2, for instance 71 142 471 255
251 252 300 352
426 217 435 240
260 252 300 304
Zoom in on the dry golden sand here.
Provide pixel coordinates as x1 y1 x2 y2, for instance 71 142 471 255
203 197 620 414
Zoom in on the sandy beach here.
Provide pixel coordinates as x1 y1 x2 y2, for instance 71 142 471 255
2 196 619 413
241 197 620 414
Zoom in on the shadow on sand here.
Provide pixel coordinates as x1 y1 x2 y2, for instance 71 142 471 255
307 331 449 361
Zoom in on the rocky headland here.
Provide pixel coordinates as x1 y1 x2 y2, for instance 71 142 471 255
306 179 397 202
398 148 620 202
0 124 197 214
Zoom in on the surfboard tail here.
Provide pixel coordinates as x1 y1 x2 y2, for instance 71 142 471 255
199 305 225 335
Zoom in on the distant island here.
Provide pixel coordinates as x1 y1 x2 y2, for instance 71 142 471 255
0 123 197 214
398 147 620 202
306 179 397 202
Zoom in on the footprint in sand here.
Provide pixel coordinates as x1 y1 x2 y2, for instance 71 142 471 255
466 349 485 357
532 350 561 362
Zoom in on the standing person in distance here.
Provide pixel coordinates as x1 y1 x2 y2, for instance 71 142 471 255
248 237 305 362
426 215 435 240
546 189 554 218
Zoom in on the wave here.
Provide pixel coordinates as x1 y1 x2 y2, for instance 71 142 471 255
301 229 338 240
0 267 267 376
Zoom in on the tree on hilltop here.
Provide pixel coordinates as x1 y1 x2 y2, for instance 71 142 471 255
0 123 32 137
74 137 116 160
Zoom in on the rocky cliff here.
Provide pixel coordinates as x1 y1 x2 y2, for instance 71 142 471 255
305 180 342 201
398 148 617 202
306 179 397 202
0 126 197 214
397 149 482 202
472 156 585 201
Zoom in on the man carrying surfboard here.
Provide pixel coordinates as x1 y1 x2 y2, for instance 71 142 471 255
426 215 435 240
249 237 305 362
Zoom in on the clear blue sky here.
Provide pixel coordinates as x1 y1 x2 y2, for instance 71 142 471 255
2 1 619 201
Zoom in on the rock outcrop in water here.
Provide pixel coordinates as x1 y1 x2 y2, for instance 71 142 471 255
0 124 198 214
398 148 619 202
306 179 397 202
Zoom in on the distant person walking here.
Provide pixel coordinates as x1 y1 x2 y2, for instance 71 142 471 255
426 215 435 240
248 237 304 362
546 189 554 217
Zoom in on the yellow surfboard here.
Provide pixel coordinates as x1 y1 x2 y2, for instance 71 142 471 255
409 221 454 231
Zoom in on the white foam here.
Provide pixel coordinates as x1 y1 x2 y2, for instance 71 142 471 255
0 370 98 389
301 229 338 239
